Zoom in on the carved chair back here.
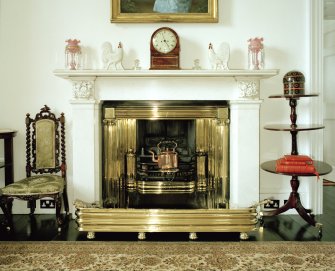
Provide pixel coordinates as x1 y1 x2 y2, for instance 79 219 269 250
26 105 66 179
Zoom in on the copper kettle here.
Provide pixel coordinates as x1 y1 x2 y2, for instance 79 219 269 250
149 141 178 170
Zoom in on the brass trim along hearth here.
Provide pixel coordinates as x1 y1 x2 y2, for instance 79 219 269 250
74 203 258 240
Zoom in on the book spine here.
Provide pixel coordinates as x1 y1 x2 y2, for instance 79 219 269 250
275 164 320 179
283 155 312 162
277 159 312 166
276 164 316 173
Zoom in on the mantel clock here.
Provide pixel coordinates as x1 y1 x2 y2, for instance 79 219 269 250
150 27 180 70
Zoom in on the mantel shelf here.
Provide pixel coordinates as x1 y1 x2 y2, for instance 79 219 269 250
53 69 279 80
53 68 279 100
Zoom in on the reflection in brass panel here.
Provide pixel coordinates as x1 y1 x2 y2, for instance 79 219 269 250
195 112 229 208
215 117 230 208
103 119 118 207
103 118 136 207
196 154 207 188
126 150 136 189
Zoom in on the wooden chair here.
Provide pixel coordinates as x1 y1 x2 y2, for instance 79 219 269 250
0 105 69 231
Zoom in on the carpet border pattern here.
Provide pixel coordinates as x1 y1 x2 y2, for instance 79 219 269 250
1 241 335 271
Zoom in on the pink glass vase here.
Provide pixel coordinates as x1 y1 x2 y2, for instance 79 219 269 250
65 39 81 70
248 37 264 70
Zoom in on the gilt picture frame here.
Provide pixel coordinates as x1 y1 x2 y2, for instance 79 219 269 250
111 0 218 23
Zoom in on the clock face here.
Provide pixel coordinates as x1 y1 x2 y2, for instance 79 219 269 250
152 29 177 54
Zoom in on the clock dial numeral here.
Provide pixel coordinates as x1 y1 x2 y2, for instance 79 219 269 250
153 30 177 54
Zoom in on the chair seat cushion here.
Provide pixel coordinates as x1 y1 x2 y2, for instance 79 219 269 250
0 175 64 196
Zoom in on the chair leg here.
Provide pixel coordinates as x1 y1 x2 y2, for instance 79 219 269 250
29 200 36 215
0 196 13 230
55 195 63 231
63 189 69 214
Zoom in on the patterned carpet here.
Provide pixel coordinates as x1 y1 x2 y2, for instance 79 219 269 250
1 241 335 270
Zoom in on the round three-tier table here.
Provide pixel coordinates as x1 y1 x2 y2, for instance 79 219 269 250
260 94 332 237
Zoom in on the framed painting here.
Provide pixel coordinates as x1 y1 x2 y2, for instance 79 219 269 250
111 0 218 23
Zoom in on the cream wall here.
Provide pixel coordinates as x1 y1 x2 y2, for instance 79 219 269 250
0 0 323 214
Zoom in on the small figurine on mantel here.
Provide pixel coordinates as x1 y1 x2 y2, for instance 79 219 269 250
101 41 124 70
192 59 202 70
208 42 230 70
133 59 142 70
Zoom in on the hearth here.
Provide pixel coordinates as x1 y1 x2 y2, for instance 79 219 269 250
72 100 258 241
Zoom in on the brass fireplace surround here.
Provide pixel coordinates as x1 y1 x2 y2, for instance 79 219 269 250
75 101 257 240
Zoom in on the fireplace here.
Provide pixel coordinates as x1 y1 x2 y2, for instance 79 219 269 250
101 101 229 210
54 69 279 239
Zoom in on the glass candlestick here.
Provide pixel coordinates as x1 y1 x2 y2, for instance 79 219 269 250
65 39 81 70
248 37 264 70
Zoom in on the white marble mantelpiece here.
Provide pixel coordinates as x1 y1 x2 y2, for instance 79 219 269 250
53 69 279 213
54 69 279 100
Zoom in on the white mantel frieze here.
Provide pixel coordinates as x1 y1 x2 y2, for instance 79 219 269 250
53 69 279 100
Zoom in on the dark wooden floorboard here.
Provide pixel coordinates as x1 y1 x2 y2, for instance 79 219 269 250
1 186 334 242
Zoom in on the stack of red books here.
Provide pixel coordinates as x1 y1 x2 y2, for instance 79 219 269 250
276 155 319 178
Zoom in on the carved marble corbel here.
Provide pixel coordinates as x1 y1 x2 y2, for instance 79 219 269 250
72 78 96 100
237 79 260 99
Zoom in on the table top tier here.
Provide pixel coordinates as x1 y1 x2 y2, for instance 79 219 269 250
261 160 332 176
264 124 325 131
0 129 17 138
269 94 319 99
